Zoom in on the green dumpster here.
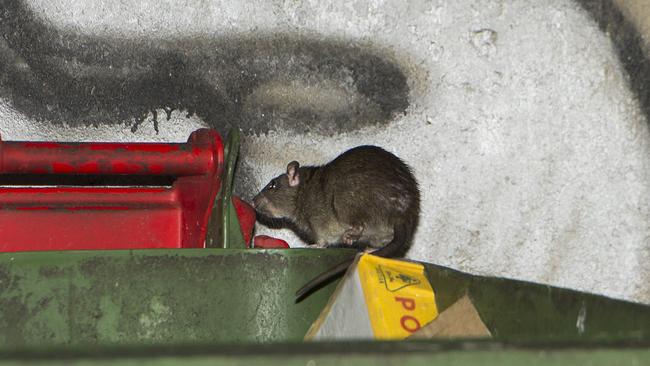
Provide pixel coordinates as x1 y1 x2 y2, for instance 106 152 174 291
0 248 649 366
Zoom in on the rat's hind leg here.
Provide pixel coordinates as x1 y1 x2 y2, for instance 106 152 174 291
341 225 364 245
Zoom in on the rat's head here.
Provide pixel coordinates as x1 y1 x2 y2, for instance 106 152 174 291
252 161 302 221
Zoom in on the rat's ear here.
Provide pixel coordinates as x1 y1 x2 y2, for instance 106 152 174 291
287 161 300 187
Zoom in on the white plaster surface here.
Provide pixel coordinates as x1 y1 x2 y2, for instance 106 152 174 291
4 0 650 304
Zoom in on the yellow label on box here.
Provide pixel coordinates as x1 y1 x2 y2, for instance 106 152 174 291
357 254 438 339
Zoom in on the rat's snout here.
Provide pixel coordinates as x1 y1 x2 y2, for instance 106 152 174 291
252 194 266 211
252 195 279 218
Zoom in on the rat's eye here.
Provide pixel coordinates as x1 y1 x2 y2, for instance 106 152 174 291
266 180 277 190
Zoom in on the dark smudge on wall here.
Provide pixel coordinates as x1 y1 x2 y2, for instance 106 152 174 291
577 0 650 124
0 1 410 136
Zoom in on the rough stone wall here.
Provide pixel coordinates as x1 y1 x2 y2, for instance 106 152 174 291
0 0 649 304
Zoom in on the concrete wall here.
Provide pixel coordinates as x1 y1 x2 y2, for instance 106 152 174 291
0 0 649 304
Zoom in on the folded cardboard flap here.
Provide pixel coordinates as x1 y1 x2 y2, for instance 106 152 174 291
304 255 372 340
408 294 491 339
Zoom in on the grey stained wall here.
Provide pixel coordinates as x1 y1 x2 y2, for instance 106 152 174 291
0 0 649 304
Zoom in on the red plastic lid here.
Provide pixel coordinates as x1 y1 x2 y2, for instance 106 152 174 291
253 235 290 249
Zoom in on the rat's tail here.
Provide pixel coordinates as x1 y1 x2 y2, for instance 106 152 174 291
294 221 413 302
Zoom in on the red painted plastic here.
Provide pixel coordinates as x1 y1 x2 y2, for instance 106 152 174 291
253 235 290 249
232 197 256 247
0 129 224 252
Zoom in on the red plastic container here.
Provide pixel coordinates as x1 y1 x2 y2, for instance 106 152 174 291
0 129 235 252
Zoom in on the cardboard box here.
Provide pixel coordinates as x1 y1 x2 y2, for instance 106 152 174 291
305 253 491 341
305 254 439 340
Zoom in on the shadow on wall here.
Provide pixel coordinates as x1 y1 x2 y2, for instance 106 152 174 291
0 1 410 136
577 0 650 124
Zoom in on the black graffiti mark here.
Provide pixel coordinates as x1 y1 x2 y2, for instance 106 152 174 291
577 0 650 124
0 1 410 136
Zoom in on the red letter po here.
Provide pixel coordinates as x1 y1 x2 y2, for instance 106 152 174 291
395 297 416 311
400 315 421 333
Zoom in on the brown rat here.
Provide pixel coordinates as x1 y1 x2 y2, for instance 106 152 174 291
252 145 420 301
